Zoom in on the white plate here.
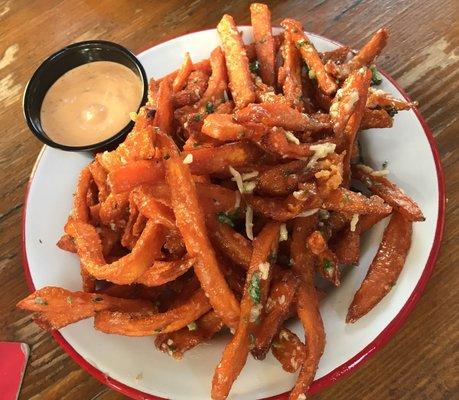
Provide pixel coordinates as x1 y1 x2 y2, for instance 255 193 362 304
22 27 445 400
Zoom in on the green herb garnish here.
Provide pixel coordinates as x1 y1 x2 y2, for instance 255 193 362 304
370 65 383 85
92 296 104 303
323 259 333 273
296 39 309 48
193 113 202 122
249 60 260 72
34 297 47 306
248 273 261 304
217 212 235 228
205 102 215 114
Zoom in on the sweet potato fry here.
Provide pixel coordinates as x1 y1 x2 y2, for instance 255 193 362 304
323 187 392 215
211 222 280 400
136 258 195 287
280 30 304 111
206 214 253 269
98 192 130 227
88 160 109 202
108 160 165 193
154 77 174 135
95 288 211 336
366 88 417 111
217 14 255 108
131 186 176 228
271 328 306 373
186 141 263 176
251 271 298 360
161 134 241 329
290 217 325 399
281 19 337 95
320 46 350 64
73 166 92 223
198 47 228 106
349 28 389 71
17 287 155 330
173 70 209 108
347 212 412 323
155 310 223 359
73 220 164 284
352 164 425 221
173 52 193 92
340 67 372 186
262 127 312 159
235 103 331 132
307 230 340 286
250 3 276 87
360 108 393 130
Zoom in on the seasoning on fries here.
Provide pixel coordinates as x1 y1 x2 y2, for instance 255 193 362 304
18 3 424 399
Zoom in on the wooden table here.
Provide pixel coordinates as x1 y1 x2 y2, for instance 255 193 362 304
1 0 457 399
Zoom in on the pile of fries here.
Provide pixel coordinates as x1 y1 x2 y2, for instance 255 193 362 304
18 4 425 399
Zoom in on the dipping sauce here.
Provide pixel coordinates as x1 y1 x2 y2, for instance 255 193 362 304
40 61 143 146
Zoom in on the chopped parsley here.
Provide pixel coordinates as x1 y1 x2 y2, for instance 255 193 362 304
249 60 260 72
193 113 202 122
296 39 310 48
217 212 235 227
323 259 334 273
34 297 47 305
385 106 398 117
248 273 261 304
92 296 104 303
370 65 383 85
205 102 215 114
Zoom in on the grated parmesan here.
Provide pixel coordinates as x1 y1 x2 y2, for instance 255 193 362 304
278 295 286 305
249 303 263 322
307 142 336 168
297 208 319 218
242 181 257 194
234 191 241 209
245 205 254 240
279 223 288 241
129 111 138 122
284 130 300 145
356 163 390 177
182 154 193 164
241 170 259 180
350 214 359 232
279 330 289 340
258 262 270 279
229 166 244 193
298 394 307 400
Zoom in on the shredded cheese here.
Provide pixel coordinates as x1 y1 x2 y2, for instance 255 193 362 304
356 163 390 177
307 142 336 168
249 303 263 322
296 208 319 217
279 223 288 241
371 169 390 177
245 205 254 240
241 170 259 181
242 181 257 194
258 262 270 280
182 154 193 164
350 214 359 232
284 130 300 145
234 191 241 209
229 166 244 193
279 330 289 340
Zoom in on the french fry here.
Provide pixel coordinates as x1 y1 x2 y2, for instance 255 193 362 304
161 134 241 329
88 160 109 202
94 288 211 336
98 192 129 228
307 230 340 286
280 30 304 111
323 187 392 215
281 19 337 95
352 164 425 221
366 88 417 111
250 3 276 88
198 47 228 106
172 52 193 92
73 166 92 223
211 222 280 400
73 220 165 284
57 234 76 253
206 214 253 269
235 103 331 132
173 70 209 108
108 160 165 193
290 217 325 400
155 311 224 359
347 212 412 323
251 271 298 360
320 46 350 64
154 77 174 135
217 14 256 108
349 28 389 71
272 328 307 373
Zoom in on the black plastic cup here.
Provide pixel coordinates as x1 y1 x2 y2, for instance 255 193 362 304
23 40 148 152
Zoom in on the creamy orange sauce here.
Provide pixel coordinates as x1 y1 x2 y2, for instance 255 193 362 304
40 61 143 146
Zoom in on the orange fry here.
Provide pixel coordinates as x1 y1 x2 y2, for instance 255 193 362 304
217 14 255 108
352 164 425 221
366 88 417 111
136 258 195 287
198 47 228 106
73 166 92 223
347 212 412 323
212 222 280 400
320 46 350 64
307 230 340 286
161 134 240 329
280 30 304 110
172 52 193 92
57 234 76 253
323 187 392 215
173 70 209 108
360 108 393 130
271 328 306 373
95 288 211 336
108 160 165 193
349 28 389 70
281 19 337 95
154 77 174 134
250 3 276 87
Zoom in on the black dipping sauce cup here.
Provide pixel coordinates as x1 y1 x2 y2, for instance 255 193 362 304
23 40 148 152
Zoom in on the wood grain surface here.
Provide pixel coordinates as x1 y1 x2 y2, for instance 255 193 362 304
0 0 457 399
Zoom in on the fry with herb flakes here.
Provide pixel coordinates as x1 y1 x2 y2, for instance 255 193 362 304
281 18 337 95
172 52 193 92
272 328 306 373
360 108 394 130
212 222 280 400
307 230 340 286
108 160 165 194
250 3 276 88
366 87 418 111
347 212 412 323
217 14 256 108
352 164 425 221
323 187 392 215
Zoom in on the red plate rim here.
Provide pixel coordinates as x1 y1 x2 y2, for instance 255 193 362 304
20 29 446 400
